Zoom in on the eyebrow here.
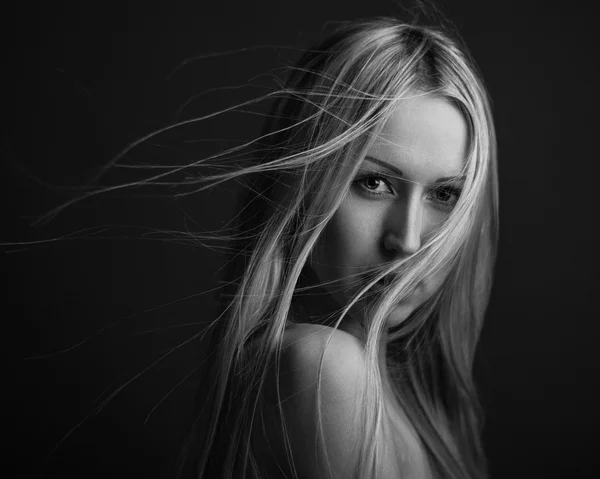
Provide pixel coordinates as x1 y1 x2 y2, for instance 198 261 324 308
363 155 466 185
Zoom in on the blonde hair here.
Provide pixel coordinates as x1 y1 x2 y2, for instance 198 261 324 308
179 17 499 479
29 15 496 479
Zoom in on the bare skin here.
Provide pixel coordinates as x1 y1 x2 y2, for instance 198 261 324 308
252 95 468 478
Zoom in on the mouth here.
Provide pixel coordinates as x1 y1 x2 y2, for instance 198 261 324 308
364 275 390 292
370 275 424 296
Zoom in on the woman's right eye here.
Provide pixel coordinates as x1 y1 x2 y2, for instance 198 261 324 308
354 173 394 197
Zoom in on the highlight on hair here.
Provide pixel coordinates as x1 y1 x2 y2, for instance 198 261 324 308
24 15 498 479
175 17 500 479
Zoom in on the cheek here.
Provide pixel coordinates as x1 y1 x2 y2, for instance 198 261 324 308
421 207 451 241
314 200 380 281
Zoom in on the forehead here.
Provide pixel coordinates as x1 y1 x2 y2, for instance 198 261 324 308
367 95 468 182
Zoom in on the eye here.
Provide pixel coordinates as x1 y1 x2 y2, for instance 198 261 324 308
427 185 461 210
354 173 394 197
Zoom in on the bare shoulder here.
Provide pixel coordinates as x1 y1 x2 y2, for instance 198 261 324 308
280 323 367 391
255 323 371 478
259 322 368 413
252 323 418 478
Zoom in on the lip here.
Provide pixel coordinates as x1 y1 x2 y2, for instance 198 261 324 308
372 276 424 295
370 276 391 291
377 274 397 287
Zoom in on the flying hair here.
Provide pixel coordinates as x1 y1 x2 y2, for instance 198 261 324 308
13 13 498 479
174 17 499 479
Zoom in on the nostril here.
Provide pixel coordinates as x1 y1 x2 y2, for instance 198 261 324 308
383 230 421 257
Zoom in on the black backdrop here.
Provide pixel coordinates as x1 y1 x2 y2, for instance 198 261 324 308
3 1 598 478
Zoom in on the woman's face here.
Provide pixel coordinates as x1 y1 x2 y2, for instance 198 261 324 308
310 95 468 328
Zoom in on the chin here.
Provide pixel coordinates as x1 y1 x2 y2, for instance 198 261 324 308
384 303 417 329
347 295 418 329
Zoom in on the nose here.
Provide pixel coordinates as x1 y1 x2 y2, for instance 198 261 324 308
382 194 423 257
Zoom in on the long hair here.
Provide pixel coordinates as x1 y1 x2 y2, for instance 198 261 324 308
176 16 499 479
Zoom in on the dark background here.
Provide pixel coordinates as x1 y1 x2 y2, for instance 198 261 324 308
2 1 598 478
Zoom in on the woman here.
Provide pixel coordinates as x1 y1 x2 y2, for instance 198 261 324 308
184 15 499 479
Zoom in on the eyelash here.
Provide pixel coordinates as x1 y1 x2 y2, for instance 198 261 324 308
353 171 462 210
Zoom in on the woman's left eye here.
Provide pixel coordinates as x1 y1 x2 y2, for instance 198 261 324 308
428 186 461 209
